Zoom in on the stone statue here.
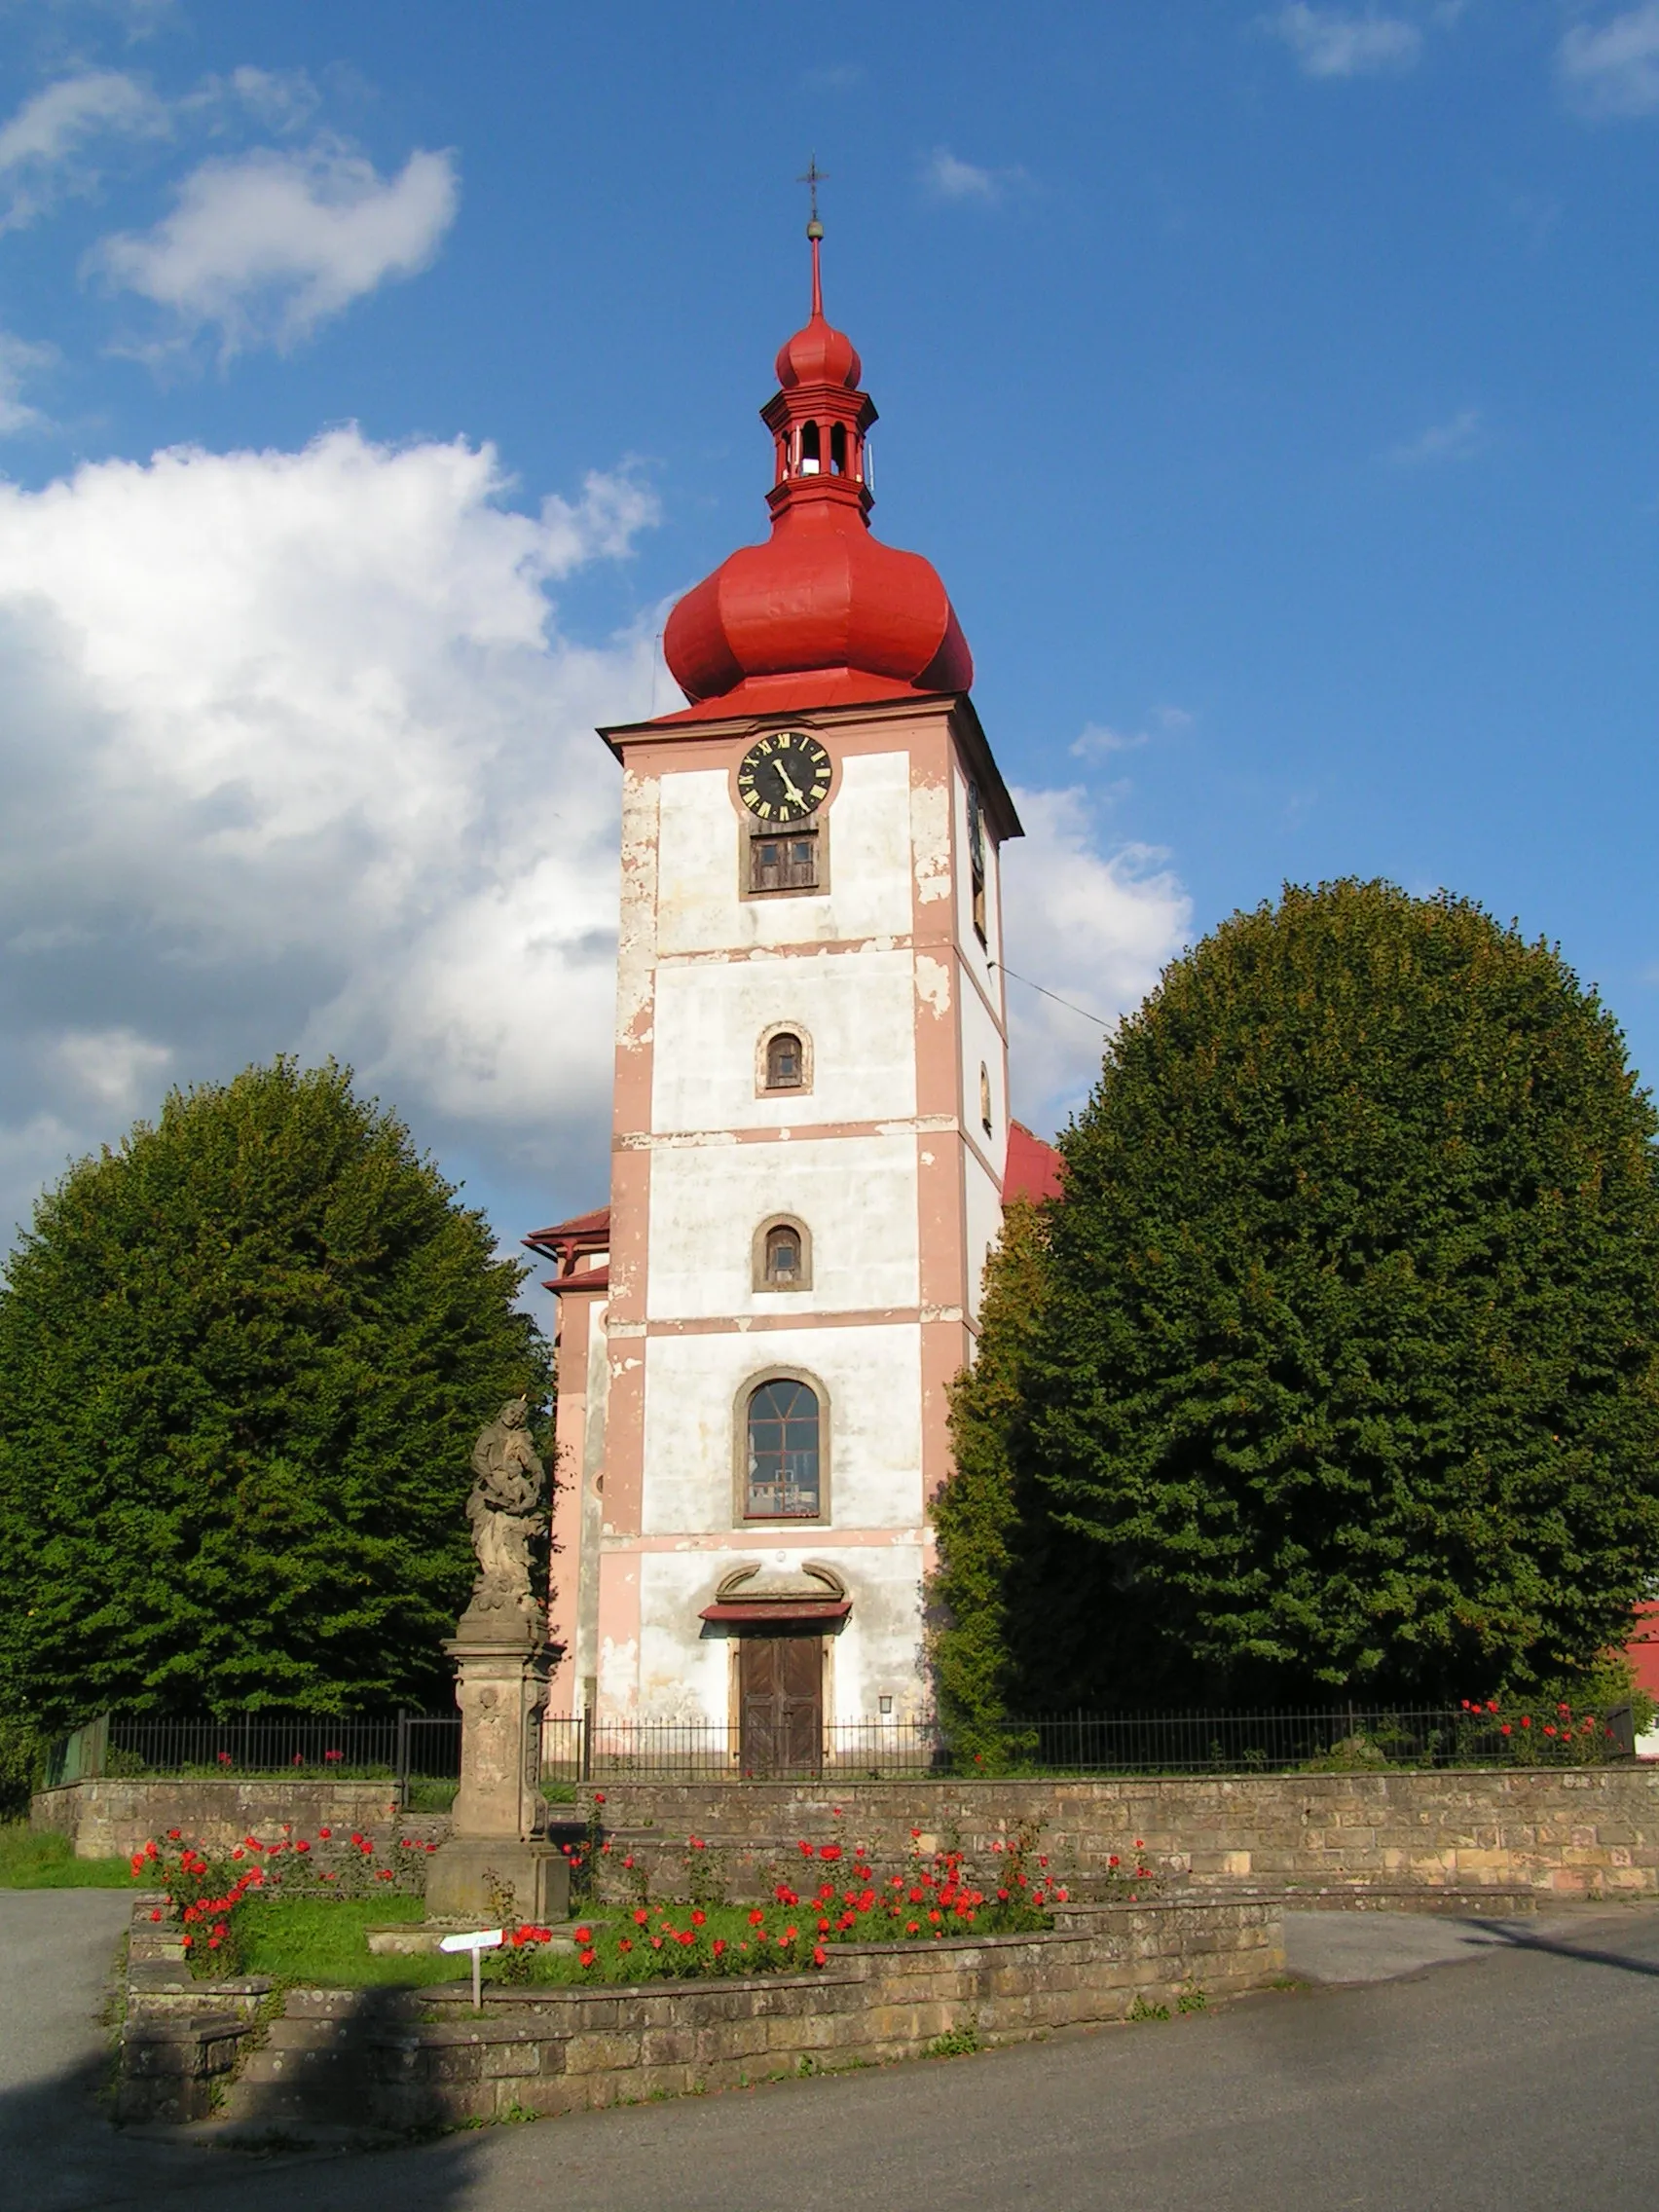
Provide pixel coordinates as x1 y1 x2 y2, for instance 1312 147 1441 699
463 1396 547 1634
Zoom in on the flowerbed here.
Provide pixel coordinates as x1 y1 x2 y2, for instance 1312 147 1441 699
129 1823 436 1977
546 1824 1076 1984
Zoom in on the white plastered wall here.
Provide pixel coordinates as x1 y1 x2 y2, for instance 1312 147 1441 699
654 753 913 955
646 1133 919 1320
963 1152 1006 1326
639 1321 924 1535
635 1542 930 1726
650 946 916 1133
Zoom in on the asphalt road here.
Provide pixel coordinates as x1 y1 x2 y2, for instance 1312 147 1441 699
6 1892 1657 2211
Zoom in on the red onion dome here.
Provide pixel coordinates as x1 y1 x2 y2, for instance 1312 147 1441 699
661 234 973 719
775 309 861 391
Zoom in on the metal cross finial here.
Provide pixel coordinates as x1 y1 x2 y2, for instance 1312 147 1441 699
797 154 828 240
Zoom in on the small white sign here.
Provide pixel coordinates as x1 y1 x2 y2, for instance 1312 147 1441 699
439 1928 502 1953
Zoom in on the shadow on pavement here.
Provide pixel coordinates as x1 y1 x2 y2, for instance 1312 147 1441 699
0 2047 498 2212
1457 1910 1659 1982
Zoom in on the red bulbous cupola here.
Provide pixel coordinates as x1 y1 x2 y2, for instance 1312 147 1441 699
660 229 973 720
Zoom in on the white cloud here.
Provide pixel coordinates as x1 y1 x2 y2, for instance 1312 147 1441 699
0 426 657 1245
1000 788 1192 1132
922 147 1027 204
1386 404 1484 465
92 139 460 357
51 1026 172 1109
1560 4 1659 116
0 331 54 433
0 68 168 231
1070 704 1194 760
1267 5 1423 77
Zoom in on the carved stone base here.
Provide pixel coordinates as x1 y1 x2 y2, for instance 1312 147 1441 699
424 1837 570 1929
444 1621 551 1843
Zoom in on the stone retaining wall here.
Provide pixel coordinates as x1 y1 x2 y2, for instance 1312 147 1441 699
583 1767 1659 1899
32 1776 401 1860
116 1893 1283 2131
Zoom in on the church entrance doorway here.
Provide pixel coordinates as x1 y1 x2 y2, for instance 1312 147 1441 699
738 1632 823 1776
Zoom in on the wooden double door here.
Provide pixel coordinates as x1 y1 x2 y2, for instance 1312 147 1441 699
738 1632 824 1776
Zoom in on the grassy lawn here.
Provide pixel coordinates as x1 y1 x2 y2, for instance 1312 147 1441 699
0 1824 137 1888
236 1895 476 1988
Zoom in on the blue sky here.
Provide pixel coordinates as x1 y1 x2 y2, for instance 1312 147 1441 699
1 0 1657 1312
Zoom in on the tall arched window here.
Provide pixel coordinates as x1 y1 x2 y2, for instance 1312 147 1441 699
745 1380 821 1518
799 422 822 475
765 1030 803 1089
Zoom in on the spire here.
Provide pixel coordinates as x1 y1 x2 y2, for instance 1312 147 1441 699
657 208 974 718
799 153 827 312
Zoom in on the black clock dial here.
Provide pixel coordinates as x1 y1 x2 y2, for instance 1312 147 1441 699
737 731 831 823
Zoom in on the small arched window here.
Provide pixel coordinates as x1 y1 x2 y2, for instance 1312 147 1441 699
830 423 848 475
765 1031 803 1089
799 422 822 475
745 1379 821 1518
980 1061 993 1136
755 1215 812 1291
764 1223 802 1286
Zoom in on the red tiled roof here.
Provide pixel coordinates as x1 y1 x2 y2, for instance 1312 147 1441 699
1002 1121 1063 1204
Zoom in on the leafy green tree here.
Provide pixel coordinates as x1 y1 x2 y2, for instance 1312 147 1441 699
0 1058 548 1730
937 882 1659 1714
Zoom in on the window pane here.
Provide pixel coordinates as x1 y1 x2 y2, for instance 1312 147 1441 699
746 1379 820 1517
766 1032 802 1088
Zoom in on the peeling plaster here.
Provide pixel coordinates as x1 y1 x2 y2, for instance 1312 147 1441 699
914 954 950 1017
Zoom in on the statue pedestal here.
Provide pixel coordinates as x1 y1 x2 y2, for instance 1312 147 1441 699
424 1596 569 1928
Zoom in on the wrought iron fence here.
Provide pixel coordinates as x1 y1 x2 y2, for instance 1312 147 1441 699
539 1704 1639 1781
42 1700 1637 1797
42 1710 463 1799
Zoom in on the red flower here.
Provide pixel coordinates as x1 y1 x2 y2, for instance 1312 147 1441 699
748 1908 764 1926
593 1791 606 1804
574 1927 593 1944
166 1828 181 1841
820 1844 842 1862
318 1826 331 1840
635 1908 650 1926
906 1921 920 1935
813 1944 828 1966
618 1937 633 1953
650 1936 663 1950
1544 1725 1557 1737
578 1949 596 1968
797 1840 814 1858
690 1908 706 1927
713 1938 726 1957
1501 1723 1512 1736
1521 1716 1531 1728
689 1835 705 1850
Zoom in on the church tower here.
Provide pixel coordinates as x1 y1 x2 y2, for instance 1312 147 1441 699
529 223 1032 1756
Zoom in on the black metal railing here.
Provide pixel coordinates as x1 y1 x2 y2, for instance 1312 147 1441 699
43 1710 463 1801
42 1701 1638 1797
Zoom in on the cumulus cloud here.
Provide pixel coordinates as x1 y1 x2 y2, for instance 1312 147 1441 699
922 147 1027 204
1386 404 1484 465
1560 4 1659 116
1267 5 1422 77
0 67 168 231
92 138 460 357
1000 788 1192 1132
0 426 657 1245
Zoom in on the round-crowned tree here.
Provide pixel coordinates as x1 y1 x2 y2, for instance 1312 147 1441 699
0 1058 549 1729
939 882 1659 1715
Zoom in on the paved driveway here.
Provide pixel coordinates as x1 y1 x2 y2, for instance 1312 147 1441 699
6 1894 1658 2210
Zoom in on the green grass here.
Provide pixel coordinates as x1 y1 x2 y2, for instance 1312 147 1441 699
0 1824 137 1888
238 1895 475 1988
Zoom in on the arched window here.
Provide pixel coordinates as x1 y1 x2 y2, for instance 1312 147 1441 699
830 423 848 475
980 1062 993 1135
765 1030 803 1089
754 1215 812 1291
745 1379 821 1518
799 421 822 475
764 1223 802 1286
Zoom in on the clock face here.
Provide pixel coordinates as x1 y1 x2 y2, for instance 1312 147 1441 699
736 731 831 824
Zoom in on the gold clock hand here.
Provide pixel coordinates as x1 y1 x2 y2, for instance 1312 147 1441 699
777 766 806 808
